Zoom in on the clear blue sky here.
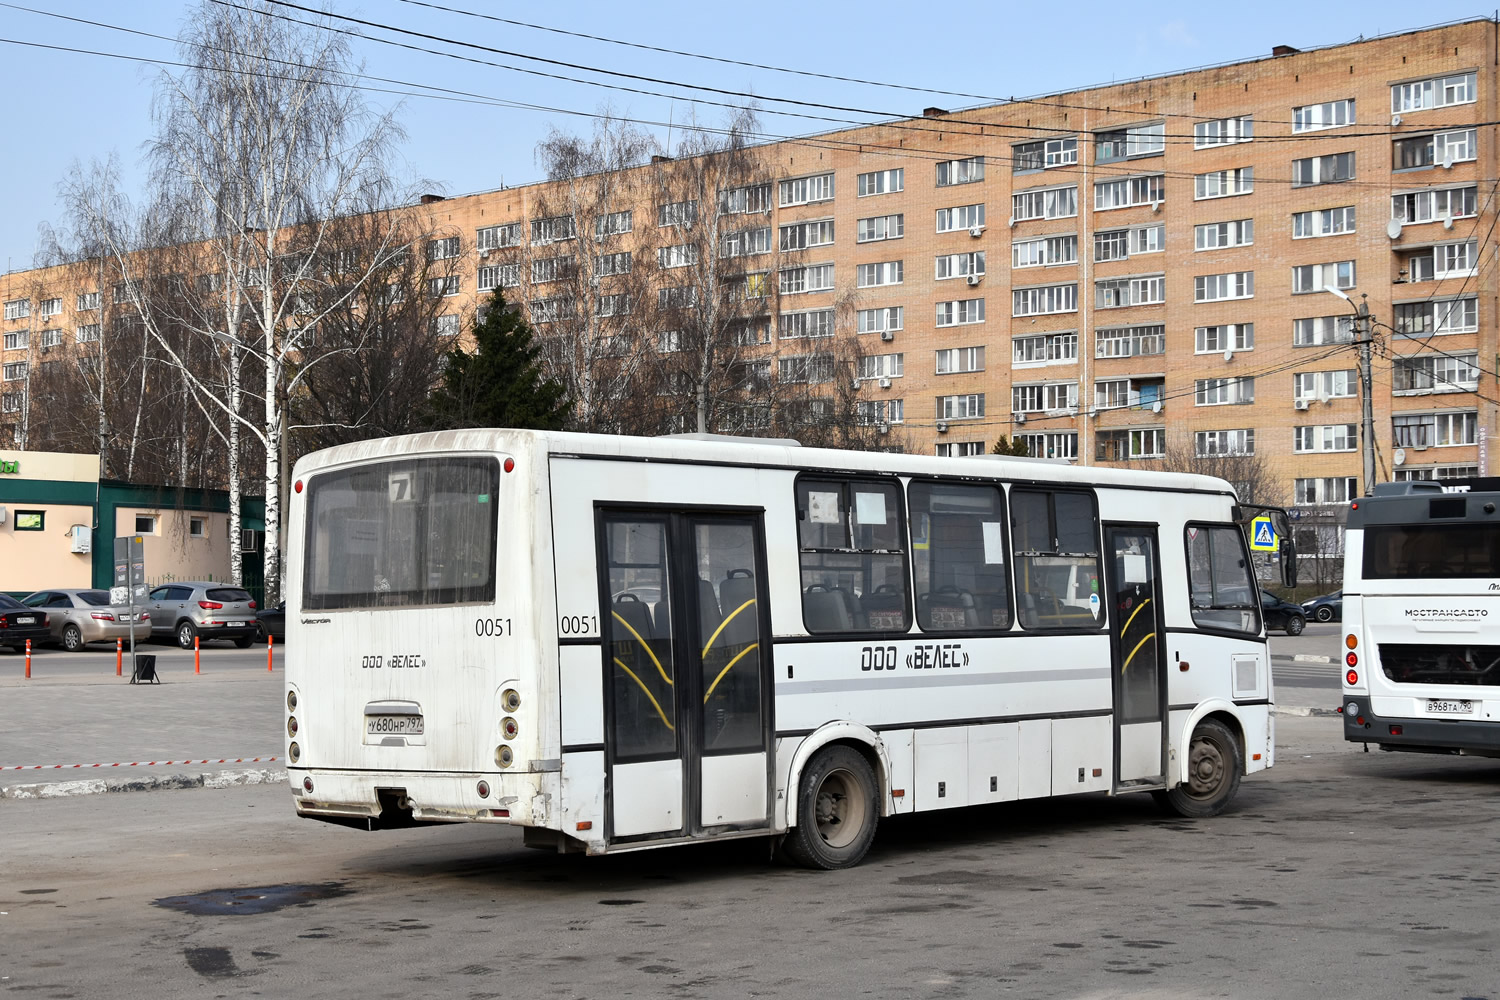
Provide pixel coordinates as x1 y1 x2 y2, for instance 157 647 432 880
0 1 1488 269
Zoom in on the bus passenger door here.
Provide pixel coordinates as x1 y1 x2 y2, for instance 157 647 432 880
1105 524 1167 789
599 511 773 844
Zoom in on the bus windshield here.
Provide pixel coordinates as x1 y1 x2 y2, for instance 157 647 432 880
303 456 500 610
1363 522 1500 579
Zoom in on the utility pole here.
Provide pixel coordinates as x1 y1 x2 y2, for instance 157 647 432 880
1355 295 1377 497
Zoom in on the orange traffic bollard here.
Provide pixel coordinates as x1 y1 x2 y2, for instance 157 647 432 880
267 634 274 672
117 637 123 677
25 638 31 679
194 634 200 675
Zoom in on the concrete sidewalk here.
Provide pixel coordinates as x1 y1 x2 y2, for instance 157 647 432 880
0 649 1338 800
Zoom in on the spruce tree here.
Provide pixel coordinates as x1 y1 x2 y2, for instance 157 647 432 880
991 435 1032 456
426 289 569 430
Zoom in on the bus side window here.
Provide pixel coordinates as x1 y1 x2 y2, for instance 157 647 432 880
796 477 909 634
909 480 1011 631
1010 489 1102 630
1185 524 1260 634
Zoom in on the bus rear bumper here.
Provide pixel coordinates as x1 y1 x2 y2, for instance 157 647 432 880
1342 698 1500 757
288 768 559 828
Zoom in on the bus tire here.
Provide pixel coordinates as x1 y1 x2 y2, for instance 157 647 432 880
1157 718 1242 818
783 745 878 870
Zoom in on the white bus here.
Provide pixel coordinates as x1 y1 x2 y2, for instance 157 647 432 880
284 430 1291 868
1342 481 1500 756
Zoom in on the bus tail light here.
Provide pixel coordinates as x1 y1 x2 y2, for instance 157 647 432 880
496 745 514 768
502 717 519 740
477 780 490 798
302 776 314 793
287 690 298 712
1345 634 1358 649
287 716 298 738
503 457 515 473
1389 725 1403 736
1346 669 1359 685
501 689 521 712
289 741 301 763
1346 652 1358 668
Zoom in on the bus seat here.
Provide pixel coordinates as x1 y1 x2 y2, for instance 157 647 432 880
694 577 722 642
612 595 655 643
861 583 906 630
720 571 756 616
804 587 853 632
829 586 866 629
919 588 977 630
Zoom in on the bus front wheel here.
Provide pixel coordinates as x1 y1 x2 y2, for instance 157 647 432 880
1156 718 1242 818
783 745 878 870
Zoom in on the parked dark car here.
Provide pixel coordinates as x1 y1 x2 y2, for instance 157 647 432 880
1261 590 1306 635
256 601 286 643
0 594 51 651
1301 590 1343 623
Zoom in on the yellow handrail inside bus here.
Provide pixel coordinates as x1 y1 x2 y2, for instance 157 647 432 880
703 643 756 703
612 610 673 686
1122 597 1150 636
613 657 674 730
1122 632 1155 675
701 598 756 657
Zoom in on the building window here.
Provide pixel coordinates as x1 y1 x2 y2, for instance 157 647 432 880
591 252 631 278
76 291 100 312
38 298 61 319
3 331 28 350
532 297 578 323
1195 377 1255 405
1193 168 1253 200
1094 377 1163 410
1195 324 1254 353
719 227 771 259
1293 370 1357 400
1293 315 1354 346
1193 271 1254 302
1195 219 1254 250
1095 275 1165 308
1295 424 1357 453
935 252 985 280
1394 129 1477 170
1094 174 1165 210
938 393 986 419
4 299 29 321
780 353 835 384
1292 207 1355 239
657 200 698 228
935 441 986 458
858 353 905 379
1295 477 1359 505
778 309 835 340
857 399 904 425
856 214 904 243
1014 332 1079 364
1095 122 1165 161
39 329 63 348
1094 325 1163 359
477 264 521 291
935 346 984 375
778 264 835 295
779 219 835 251
856 261 904 288
1012 382 1077 413
1012 284 1076 317
1292 99 1355 132
857 169 903 197
1194 116 1253 147
1392 185 1477 226
936 156 984 187
75 324 101 344
1011 186 1079 223
779 174 834 207
0 393 18 413
477 223 522 250
1393 411 1477 448
936 298 986 327
657 285 697 310
1016 431 1078 459
428 314 460 337
657 244 699 269
1393 353 1480 394
1392 73 1476 113
1291 151 1355 188
427 236 460 261
1393 296 1478 336
1196 429 1255 456
718 183 771 214
187 516 207 538
1096 428 1165 460
1291 261 1355 294
1013 235 1078 268
2 361 26 381
134 514 156 534
936 203 986 232
1093 225 1163 262
857 307 903 335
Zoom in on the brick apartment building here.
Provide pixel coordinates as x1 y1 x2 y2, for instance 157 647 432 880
2 18 1497 559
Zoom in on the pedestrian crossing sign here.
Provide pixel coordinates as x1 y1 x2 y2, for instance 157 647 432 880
1249 515 1277 552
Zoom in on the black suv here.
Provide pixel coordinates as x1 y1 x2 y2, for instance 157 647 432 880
1260 590 1306 635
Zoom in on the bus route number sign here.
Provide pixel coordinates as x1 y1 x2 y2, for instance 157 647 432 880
1249 515 1278 552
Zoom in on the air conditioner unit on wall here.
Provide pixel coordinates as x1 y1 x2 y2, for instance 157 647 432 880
936 421 950 433
969 226 985 238
1294 399 1310 410
966 274 981 286
880 330 894 341
878 377 892 388
241 529 260 552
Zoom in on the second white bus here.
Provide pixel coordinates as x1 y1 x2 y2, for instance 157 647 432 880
284 430 1290 868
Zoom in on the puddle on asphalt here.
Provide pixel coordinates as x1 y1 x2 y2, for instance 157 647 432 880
153 882 351 916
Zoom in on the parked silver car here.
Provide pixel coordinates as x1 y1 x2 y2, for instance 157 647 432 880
20 589 150 651
147 582 258 649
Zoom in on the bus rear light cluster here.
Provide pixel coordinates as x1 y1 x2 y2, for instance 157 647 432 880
476 780 491 798
502 717 519 740
1346 669 1359 685
1345 634 1358 650
1345 652 1358 668
287 691 298 712
287 717 299 738
501 688 522 712
496 745 514 768
303 776 314 793
289 741 301 763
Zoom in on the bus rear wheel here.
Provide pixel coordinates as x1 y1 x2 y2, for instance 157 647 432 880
1156 718 1242 818
783 745 878 870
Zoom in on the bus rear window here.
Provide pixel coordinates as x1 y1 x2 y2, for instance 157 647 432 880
1363 523 1500 579
303 457 500 610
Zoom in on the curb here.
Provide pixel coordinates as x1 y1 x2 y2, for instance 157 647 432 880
1275 706 1340 718
0 767 286 800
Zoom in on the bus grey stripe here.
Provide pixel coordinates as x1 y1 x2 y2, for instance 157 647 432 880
777 668 1109 695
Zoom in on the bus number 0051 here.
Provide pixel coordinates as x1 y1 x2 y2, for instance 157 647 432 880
559 615 597 635
475 618 512 637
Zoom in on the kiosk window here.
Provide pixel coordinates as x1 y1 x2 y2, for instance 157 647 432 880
910 481 1010 630
796 478 908 633
1010 489 1102 629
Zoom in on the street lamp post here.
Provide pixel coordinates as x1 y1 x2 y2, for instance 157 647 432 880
1324 287 1376 497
